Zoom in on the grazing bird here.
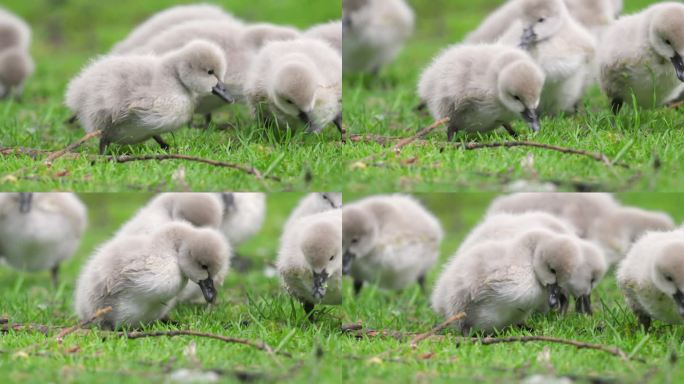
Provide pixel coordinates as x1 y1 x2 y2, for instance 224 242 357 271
468 0 596 115
598 2 684 112
458 211 607 314
277 209 342 319
0 193 87 286
75 222 230 329
342 194 442 294
245 38 343 137
285 193 342 228
305 20 342 54
617 229 684 329
0 7 34 99
66 40 234 153
343 0 414 74
487 193 675 264
110 4 242 54
431 229 583 334
418 44 545 140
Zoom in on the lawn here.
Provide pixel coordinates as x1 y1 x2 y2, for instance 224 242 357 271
3 193 684 383
0 1 343 192
342 0 684 193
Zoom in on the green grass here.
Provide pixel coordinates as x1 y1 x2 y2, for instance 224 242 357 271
343 0 684 192
3 193 684 383
0 1 343 191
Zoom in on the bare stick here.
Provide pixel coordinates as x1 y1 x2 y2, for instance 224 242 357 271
116 330 290 358
103 154 281 182
44 130 102 164
474 335 642 362
56 306 112 344
0 323 52 335
393 117 450 153
410 312 465 348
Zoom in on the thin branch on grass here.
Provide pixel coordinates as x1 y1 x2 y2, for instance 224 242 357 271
56 306 112 344
475 335 643 363
44 130 102 164
100 154 280 182
0 323 52 335
392 117 451 153
410 312 465 348
351 133 629 169
116 330 290 358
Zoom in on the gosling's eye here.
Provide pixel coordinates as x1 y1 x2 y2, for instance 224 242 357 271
538 17 545 23
514 95 521 101
208 70 215 75
591 278 596 285
666 275 674 282
550 268 556 275
285 99 294 105
665 39 672 46
351 238 359 244
329 255 335 261
201 264 208 270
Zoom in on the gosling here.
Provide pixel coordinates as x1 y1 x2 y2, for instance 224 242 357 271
598 2 684 112
0 193 87 286
306 20 342 54
418 44 545 140
74 222 230 329
0 7 34 99
66 40 234 154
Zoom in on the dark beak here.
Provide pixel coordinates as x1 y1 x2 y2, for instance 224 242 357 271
312 270 329 300
298 111 322 133
671 52 684 82
198 278 217 303
212 80 234 104
342 250 355 275
221 193 235 213
519 26 538 50
18 193 33 214
548 283 561 309
575 294 593 315
673 290 684 316
333 114 344 134
522 108 540 133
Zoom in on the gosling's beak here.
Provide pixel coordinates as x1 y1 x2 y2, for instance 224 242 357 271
522 108 540 133
575 294 593 315
299 111 322 133
520 26 538 50
673 290 684 316
221 192 235 212
342 250 355 275
671 52 684 82
198 278 217 303
18 193 33 214
548 283 561 309
333 114 343 134
212 80 234 104
312 270 329 300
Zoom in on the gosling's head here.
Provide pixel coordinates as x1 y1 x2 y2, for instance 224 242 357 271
498 58 545 132
300 221 342 300
319 192 343 209
518 0 567 48
342 206 377 275
567 241 608 314
176 227 230 303
648 4 684 81
169 40 234 103
652 241 684 316
530 233 582 309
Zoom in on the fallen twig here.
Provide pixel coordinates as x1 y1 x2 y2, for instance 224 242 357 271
474 335 642 362
56 306 112 344
44 130 102 165
393 117 451 153
410 312 465 348
351 133 629 169
0 323 52 334
101 154 281 182
116 330 290 358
